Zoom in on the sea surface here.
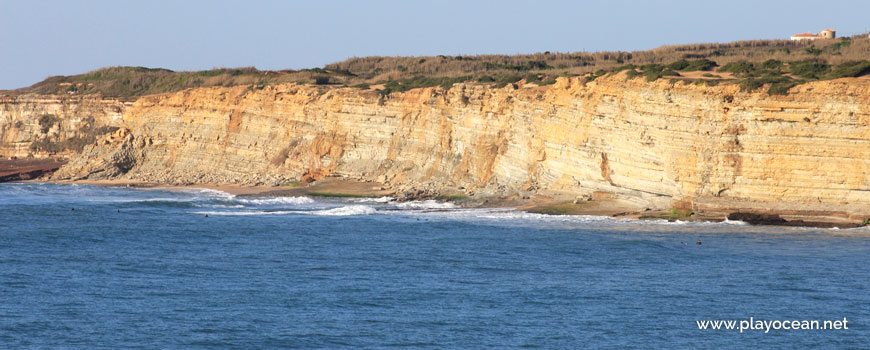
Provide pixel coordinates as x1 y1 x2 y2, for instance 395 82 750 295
1 183 869 349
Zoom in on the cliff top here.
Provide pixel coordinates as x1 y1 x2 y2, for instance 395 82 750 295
10 35 870 98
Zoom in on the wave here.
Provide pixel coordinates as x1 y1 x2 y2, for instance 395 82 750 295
308 205 378 216
96 197 199 203
721 218 747 225
234 197 314 205
145 187 236 200
191 204 378 217
194 204 246 209
190 210 297 216
394 200 457 210
354 196 395 203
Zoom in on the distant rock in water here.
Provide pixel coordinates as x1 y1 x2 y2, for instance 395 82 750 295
727 212 787 225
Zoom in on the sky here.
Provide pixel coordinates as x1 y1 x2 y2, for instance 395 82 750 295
1 0 869 89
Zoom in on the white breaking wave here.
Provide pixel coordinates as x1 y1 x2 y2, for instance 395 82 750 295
93 197 195 203
190 210 297 216
394 200 457 210
194 204 246 209
721 218 748 225
167 187 236 199
354 196 395 203
234 196 315 205
308 205 378 216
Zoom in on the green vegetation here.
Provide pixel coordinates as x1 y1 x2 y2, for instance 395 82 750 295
12 34 870 98
804 46 823 56
351 83 370 90
482 60 552 71
789 61 830 79
667 59 717 71
826 61 870 79
435 194 468 201
761 59 784 70
37 114 59 133
742 76 800 95
528 204 576 215
831 38 852 51
379 76 470 95
718 61 756 74
617 64 681 82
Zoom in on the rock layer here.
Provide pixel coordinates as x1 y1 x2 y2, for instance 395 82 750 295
0 94 127 158
5 74 870 216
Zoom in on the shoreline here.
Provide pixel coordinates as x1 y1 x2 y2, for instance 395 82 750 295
9 178 866 229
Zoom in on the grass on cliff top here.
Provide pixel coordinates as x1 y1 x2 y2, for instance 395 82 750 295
11 35 870 98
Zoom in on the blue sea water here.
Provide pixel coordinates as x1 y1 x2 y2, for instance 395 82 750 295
1 183 869 349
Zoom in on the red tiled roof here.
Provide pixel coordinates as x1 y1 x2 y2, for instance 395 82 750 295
822 29 836 32
791 32 818 37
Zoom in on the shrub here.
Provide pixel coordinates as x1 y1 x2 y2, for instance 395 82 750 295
739 76 794 94
667 60 690 71
381 76 471 93
313 76 331 85
827 61 870 79
668 59 716 72
641 64 666 73
476 75 496 83
804 46 822 56
493 75 523 87
38 114 60 133
788 61 830 79
831 38 852 51
761 59 783 70
683 59 717 71
611 64 637 73
768 81 800 95
718 61 756 74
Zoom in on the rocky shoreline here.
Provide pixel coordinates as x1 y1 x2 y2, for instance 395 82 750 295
6 174 862 229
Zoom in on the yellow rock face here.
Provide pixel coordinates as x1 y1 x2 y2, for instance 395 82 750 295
0 94 127 158
7 74 870 215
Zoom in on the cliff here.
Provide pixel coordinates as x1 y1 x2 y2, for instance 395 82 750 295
0 94 128 158
5 74 870 219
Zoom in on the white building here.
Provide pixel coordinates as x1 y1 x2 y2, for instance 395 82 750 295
790 29 836 41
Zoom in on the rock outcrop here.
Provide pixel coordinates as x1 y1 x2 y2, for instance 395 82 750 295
0 94 128 158
5 73 870 217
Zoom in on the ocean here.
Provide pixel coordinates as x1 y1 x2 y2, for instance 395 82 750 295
1 183 868 348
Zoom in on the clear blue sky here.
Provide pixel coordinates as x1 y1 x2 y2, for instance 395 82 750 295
1 0 868 89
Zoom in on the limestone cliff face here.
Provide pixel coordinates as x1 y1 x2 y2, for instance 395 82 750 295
9 74 870 214
0 94 128 158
